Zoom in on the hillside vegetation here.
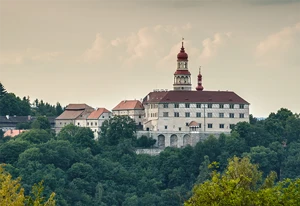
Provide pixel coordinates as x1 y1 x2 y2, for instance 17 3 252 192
0 108 299 205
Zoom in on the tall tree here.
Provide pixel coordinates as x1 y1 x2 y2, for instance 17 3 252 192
0 82 7 99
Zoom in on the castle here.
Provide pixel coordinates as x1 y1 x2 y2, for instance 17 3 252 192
55 40 250 148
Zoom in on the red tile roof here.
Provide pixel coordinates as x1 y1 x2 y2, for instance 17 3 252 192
87 108 111 119
189 121 199 127
143 91 249 104
113 100 144 111
142 91 168 103
4 129 27 137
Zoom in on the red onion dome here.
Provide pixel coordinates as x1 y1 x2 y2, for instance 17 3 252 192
177 44 188 60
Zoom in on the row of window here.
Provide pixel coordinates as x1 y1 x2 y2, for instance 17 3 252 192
163 112 245 118
164 124 235 130
162 103 245 109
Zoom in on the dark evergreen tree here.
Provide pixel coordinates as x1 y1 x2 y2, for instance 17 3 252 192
0 82 7 99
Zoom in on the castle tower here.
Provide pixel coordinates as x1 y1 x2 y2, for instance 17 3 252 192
173 39 192 91
196 66 204 91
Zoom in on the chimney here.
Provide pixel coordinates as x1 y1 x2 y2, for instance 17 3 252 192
10 129 13 134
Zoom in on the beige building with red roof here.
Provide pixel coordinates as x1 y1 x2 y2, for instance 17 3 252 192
112 100 144 127
55 103 95 133
87 108 112 139
55 104 111 138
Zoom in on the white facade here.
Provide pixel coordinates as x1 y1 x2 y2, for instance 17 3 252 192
143 102 249 133
87 111 112 139
113 109 144 126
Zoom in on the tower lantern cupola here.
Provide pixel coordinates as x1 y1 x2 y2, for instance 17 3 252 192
173 38 192 91
196 66 204 91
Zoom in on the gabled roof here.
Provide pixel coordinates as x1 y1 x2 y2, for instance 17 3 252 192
87 108 111 119
113 100 144 111
189 121 199 127
143 90 249 104
4 129 27 137
65 104 94 110
56 110 84 120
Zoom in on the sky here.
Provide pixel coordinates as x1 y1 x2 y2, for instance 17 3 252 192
0 0 300 117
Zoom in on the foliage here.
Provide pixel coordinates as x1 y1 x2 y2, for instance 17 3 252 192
0 164 55 206
100 115 137 146
136 135 156 148
185 156 300 206
0 82 7 99
0 82 64 117
31 116 51 130
0 108 299 205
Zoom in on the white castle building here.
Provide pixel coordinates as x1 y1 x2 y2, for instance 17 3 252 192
135 41 250 148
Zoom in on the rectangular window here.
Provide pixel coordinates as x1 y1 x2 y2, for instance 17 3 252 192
139 115 141 118
174 103 179 108
95 122 97 126
77 123 80 126
163 112 169 117
230 104 234 109
208 113 213 118
219 104 224 108
163 103 168 108
91 122 93 126
179 127 181 131
196 103 201 108
229 113 235 118
174 112 179 117
208 123 213 128
186 122 189 126
239 104 244 109
208 104 213 108
196 112 201 118
185 103 190 108
165 125 167 129
219 124 224 129
185 112 190 117
230 124 235 129
239 113 245 118
199 123 202 128
87 122 89 126
219 113 224 118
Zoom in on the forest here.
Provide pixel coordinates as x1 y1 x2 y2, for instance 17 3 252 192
0 82 64 117
0 107 299 205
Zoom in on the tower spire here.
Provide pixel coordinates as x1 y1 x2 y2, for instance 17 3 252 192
196 66 204 91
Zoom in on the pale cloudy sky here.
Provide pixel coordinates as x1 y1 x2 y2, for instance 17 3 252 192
0 0 300 117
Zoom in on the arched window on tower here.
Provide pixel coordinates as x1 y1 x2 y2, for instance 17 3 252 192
181 76 185 84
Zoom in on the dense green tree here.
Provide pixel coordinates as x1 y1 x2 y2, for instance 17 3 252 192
100 115 137 146
31 116 51 130
0 129 4 139
16 129 52 144
136 135 156 148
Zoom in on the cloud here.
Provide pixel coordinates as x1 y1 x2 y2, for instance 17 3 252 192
81 23 192 66
255 22 300 66
82 33 109 63
0 49 62 65
199 32 232 61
